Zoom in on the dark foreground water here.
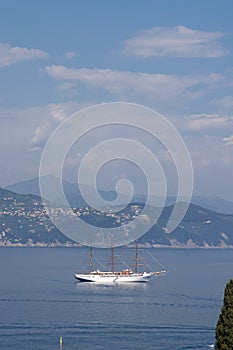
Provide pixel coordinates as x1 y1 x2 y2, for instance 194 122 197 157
0 247 232 350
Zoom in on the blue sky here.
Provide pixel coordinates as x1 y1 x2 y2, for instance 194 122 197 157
0 0 233 200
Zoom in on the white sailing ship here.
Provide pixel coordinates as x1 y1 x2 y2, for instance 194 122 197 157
74 243 167 283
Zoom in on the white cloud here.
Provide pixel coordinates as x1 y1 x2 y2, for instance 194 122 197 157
30 122 51 151
0 43 49 68
29 101 95 151
0 102 87 185
223 135 233 146
188 113 232 131
123 26 228 58
65 51 78 59
187 134 233 197
56 81 79 98
30 103 73 150
50 106 66 123
44 65 226 106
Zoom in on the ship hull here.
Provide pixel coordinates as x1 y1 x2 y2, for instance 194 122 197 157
74 272 155 283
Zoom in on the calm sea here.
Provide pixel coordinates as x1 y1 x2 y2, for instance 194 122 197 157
0 247 232 350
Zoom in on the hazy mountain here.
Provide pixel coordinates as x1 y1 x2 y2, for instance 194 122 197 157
5 176 126 208
1 187 233 247
6 176 233 214
191 196 233 215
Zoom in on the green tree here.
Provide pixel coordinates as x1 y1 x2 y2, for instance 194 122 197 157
215 279 233 349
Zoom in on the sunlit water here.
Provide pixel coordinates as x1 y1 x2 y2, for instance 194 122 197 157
0 247 232 349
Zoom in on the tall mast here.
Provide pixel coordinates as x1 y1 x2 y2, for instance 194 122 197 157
135 240 139 273
89 246 94 272
111 246 115 273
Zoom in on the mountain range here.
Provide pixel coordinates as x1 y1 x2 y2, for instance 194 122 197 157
1 185 233 248
6 176 233 214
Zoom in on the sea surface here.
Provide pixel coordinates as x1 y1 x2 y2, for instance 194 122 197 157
0 247 232 350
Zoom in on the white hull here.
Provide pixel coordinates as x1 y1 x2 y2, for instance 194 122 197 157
74 271 165 283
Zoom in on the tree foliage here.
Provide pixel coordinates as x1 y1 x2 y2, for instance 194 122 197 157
215 279 233 349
